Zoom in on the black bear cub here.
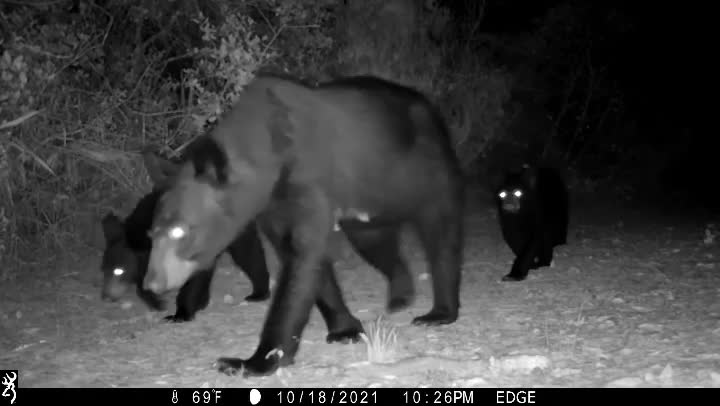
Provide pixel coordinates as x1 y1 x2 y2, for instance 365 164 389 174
101 189 166 312
99 152 270 322
495 165 569 282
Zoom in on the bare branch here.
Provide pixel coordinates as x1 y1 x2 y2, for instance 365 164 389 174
0 110 43 131
565 45 597 162
1 0 67 7
542 55 582 159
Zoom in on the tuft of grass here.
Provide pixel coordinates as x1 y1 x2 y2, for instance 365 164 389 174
359 315 399 364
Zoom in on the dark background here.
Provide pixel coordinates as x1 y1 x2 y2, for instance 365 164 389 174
0 0 714 264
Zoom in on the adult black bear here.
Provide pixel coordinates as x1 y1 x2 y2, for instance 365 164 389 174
495 165 569 282
99 151 270 322
142 74 466 376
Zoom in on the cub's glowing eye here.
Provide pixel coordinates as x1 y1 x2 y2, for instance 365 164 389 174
113 268 124 276
513 189 523 198
498 191 507 199
168 226 186 240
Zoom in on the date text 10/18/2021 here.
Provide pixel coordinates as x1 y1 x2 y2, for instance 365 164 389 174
274 389 481 404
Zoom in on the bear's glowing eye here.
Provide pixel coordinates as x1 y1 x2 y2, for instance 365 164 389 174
168 226 186 240
498 191 507 199
113 268 124 276
513 189 523 198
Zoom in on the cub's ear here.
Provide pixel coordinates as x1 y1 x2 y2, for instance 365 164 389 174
521 165 538 189
142 146 180 188
101 212 125 242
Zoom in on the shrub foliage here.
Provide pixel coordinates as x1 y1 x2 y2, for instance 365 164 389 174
0 0 509 269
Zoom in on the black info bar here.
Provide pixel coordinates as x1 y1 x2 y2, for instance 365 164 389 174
9 387 712 406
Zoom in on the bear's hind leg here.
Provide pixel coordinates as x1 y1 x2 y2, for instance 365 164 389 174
343 225 415 312
411 208 464 326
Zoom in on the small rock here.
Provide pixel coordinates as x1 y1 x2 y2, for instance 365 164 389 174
600 319 616 328
552 368 581 378
491 355 551 375
120 301 133 310
223 294 234 304
606 377 643 387
639 323 664 332
418 273 429 281
455 377 488 386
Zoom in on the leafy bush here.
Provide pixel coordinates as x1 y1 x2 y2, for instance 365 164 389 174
0 0 335 268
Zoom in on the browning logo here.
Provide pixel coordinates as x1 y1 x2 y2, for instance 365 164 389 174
1 371 17 405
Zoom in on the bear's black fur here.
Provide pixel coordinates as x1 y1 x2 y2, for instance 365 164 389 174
143 74 465 376
99 152 270 323
495 165 569 282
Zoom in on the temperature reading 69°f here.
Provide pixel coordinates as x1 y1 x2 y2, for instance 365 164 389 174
193 389 222 404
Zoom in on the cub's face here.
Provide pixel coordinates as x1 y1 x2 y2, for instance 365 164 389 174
100 214 140 301
497 185 525 214
496 173 528 214
101 241 140 301
496 169 537 215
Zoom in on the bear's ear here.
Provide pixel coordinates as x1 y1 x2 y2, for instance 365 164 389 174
142 146 180 188
101 212 125 243
183 136 233 186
